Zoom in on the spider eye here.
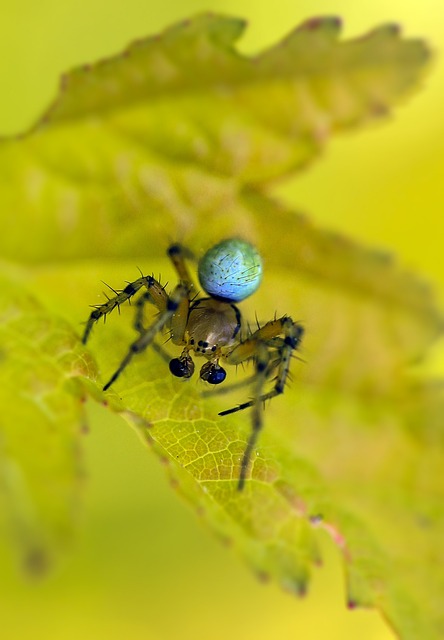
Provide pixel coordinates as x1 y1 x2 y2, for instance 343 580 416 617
200 363 227 385
198 238 262 302
169 357 194 378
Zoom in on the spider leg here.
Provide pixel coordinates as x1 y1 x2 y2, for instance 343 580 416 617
167 243 196 292
103 283 189 391
222 318 304 415
83 243 196 345
221 317 304 489
133 290 172 364
237 342 270 490
133 291 156 334
82 275 169 344
201 359 280 398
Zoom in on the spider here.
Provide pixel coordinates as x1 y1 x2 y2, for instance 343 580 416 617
82 238 304 490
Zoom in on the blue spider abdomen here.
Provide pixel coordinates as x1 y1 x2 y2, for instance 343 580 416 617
198 238 262 302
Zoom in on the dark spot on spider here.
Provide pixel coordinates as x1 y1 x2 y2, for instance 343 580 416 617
167 298 179 311
123 283 138 295
167 244 181 256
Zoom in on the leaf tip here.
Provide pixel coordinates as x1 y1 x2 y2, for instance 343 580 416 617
381 22 402 36
299 15 342 34
180 11 248 48
282 576 308 598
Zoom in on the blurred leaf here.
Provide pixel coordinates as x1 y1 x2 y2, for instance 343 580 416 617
0 266 97 573
0 12 442 640
0 13 430 262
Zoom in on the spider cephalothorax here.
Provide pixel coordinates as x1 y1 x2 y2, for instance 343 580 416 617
82 238 304 489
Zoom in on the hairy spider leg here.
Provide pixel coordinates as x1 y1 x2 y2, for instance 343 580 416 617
103 283 190 391
238 341 270 490
102 244 200 390
132 291 171 365
223 317 304 410
222 317 304 489
167 243 197 292
82 275 169 344
82 243 196 346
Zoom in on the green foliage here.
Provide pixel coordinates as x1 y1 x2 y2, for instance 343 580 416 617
0 14 430 263
0 266 96 572
0 14 442 640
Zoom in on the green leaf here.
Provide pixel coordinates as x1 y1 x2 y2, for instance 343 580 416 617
0 265 97 573
0 14 429 263
0 13 442 640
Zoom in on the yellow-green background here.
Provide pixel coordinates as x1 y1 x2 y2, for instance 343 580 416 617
0 1 442 639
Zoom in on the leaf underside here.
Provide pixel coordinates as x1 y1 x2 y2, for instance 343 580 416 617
0 13 430 263
0 13 443 640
